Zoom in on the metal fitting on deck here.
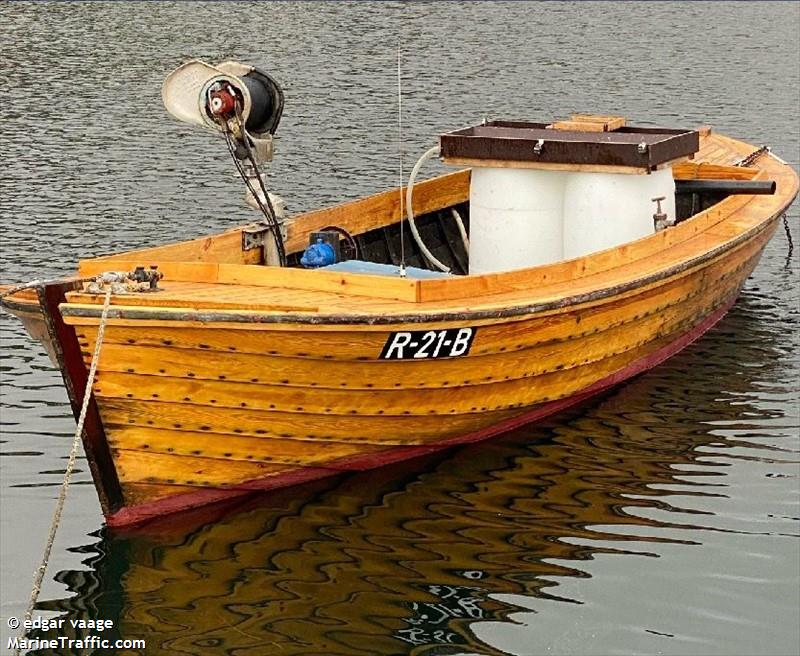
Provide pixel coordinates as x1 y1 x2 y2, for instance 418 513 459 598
130 265 164 290
82 266 164 295
651 196 673 232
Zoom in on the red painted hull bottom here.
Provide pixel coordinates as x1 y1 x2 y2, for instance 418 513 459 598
106 298 736 529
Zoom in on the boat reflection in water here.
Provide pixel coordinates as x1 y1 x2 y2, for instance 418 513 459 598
29 297 794 655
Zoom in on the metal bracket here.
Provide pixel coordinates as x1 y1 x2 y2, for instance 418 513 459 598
242 224 271 251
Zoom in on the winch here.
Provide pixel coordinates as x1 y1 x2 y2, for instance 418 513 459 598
161 59 288 266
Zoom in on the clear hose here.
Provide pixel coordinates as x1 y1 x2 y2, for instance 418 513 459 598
406 145 468 273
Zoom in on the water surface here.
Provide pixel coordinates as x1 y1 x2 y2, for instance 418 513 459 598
1 2 798 655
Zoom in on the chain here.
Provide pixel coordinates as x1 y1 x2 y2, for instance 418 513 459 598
734 145 769 167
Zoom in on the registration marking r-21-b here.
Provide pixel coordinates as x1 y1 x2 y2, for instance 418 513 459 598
380 327 476 360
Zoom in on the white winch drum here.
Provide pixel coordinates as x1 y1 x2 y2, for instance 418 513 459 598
469 167 566 274
562 167 676 260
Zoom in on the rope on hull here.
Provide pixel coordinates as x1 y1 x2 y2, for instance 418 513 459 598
12 287 113 655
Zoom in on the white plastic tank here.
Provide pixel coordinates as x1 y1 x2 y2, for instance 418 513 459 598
469 167 565 274
562 167 676 260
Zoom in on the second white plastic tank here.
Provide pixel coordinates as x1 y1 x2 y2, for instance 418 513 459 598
469 167 565 274
562 167 676 260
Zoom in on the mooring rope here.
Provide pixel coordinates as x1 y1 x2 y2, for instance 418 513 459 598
12 287 113 656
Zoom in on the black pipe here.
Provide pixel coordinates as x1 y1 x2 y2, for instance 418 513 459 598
675 179 776 195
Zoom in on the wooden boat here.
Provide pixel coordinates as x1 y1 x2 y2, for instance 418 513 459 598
1 60 797 528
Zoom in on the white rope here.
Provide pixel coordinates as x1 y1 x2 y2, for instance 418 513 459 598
406 145 452 273
451 207 470 252
12 287 113 655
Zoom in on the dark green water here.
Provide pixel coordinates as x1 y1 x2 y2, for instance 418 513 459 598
1 2 798 655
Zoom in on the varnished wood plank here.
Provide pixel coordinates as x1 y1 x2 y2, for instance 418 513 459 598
100 397 517 444
547 115 626 132
217 262 420 302
702 144 736 165
570 114 626 131
107 426 387 466
0 287 40 303
78 260 221 283
121 481 213 505
415 227 741 303
85 323 645 391
672 162 759 180
75 264 419 303
113 448 292 487
284 169 471 253
67 282 319 312
81 228 259 269
547 120 609 132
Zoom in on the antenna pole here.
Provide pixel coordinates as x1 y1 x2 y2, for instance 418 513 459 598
397 47 407 277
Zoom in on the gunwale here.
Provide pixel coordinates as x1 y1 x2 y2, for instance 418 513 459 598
61 215 776 327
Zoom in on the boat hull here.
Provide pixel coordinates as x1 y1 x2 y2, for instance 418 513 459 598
62 214 776 527
103 293 739 527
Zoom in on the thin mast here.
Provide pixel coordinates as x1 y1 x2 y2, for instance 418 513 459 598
397 47 406 277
